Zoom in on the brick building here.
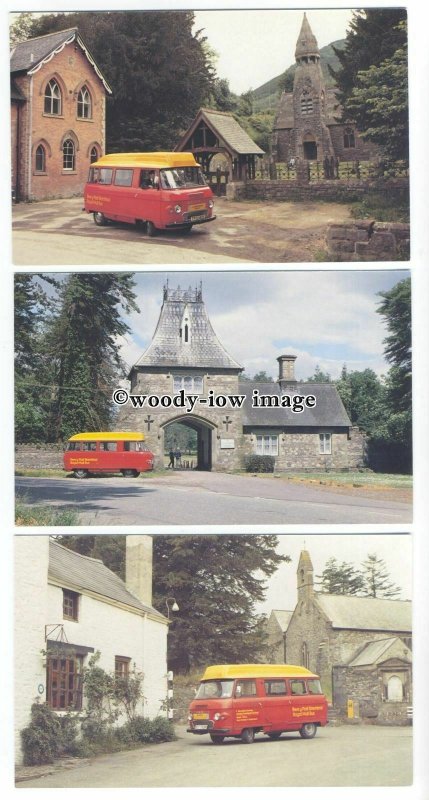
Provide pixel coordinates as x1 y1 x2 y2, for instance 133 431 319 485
14 536 168 763
272 549 412 725
117 284 365 472
272 14 377 165
10 27 111 201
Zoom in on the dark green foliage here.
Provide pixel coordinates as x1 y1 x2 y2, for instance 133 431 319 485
164 423 197 455
119 716 176 744
244 455 275 473
28 11 214 151
361 553 401 598
306 365 332 383
21 703 64 765
152 535 288 673
317 557 365 595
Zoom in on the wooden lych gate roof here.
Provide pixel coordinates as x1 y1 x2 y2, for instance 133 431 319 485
176 108 264 159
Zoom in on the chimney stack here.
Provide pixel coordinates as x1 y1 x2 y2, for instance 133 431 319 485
125 535 153 607
277 354 297 390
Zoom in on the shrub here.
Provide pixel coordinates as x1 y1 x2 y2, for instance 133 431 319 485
119 715 176 745
21 703 63 765
244 455 275 473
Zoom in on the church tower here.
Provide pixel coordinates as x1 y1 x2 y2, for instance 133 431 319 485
292 13 334 161
297 548 315 606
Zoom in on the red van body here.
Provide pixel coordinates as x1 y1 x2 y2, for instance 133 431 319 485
63 432 154 478
84 152 215 235
187 664 328 744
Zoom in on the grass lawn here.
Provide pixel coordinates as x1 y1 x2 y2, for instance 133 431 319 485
271 471 412 491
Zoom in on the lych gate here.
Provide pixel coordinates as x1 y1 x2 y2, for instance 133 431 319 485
175 108 264 193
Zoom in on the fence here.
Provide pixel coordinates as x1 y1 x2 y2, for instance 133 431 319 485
254 160 409 183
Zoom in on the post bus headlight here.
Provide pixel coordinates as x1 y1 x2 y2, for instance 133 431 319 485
174 204 182 214
214 712 227 721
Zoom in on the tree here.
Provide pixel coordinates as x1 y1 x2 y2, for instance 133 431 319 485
335 367 386 434
306 365 332 383
377 277 411 412
46 274 138 441
317 557 364 595
28 11 215 151
361 553 401 598
9 12 34 45
152 535 289 672
252 371 274 383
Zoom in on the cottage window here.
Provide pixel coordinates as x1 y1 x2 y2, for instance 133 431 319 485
63 139 75 171
77 85 92 119
35 144 46 173
319 433 332 454
63 589 79 621
255 434 278 456
115 656 131 681
173 375 203 393
44 79 61 115
344 127 356 149
47 654 83 710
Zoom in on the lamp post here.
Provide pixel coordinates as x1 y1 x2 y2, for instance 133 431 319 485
165 597 179 619
165 597 179 721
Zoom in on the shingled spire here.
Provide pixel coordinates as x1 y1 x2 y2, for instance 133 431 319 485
295 12 320 62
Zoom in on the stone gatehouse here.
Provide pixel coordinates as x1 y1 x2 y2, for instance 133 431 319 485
117 284 365 472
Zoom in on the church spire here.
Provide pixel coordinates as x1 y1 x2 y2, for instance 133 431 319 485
295 13 320 62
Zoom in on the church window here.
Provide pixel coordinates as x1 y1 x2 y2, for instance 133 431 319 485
90 146 99 164
35 144 46 173
46 654 83 710
256 434 278 456
44 79 62 115
184 324 189 343
63 589 79 621
301 92 313 115
77 85 92 119
319 433 331 454
63 139 75 171
344 127 356 149
173 375 203 393
301 642 310 669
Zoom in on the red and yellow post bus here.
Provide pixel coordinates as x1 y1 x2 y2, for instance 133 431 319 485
84 152 216 236
187 664 328 744
63 432 154 478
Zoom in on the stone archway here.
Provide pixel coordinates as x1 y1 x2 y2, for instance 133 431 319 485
303 133 317 160
162 415 216 471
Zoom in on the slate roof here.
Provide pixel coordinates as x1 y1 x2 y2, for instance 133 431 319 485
10 27 111 93
240 381 351 428
48 540 166 620
315 592 412 632
133 287 243 372
270 609 293 632
177 108 264 156
348 637 412 667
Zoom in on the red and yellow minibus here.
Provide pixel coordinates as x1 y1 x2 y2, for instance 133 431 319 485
84 152 215 235
187 664 328 744
63 432 154 478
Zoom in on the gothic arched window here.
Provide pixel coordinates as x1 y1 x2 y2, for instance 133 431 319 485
35 144 46 173
301 642 310 669
344 126 356 149
301 91 313 116
44 79 62 115
77 85 92 119
90 146 99 164
63 139 75 171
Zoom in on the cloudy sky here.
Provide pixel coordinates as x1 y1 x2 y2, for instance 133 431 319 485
193 7 355 94
118 269 410 383
257 533 412 613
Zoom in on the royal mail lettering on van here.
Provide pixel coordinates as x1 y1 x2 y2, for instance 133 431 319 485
292 704 324 718
235 709 260 722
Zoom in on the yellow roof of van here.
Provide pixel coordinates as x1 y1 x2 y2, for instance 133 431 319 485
92 152 200 169
68 432 145 442
200 664 318 681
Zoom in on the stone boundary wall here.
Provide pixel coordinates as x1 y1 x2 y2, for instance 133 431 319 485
15 443 64 469
226 177 409 205
327 220 410 261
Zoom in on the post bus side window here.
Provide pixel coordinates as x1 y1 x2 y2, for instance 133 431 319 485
82 442 96 451
264 679 287 696
290 680 307 696
124 442 138 451
99 442 118 451
307 679 322 695
114 169 134 187
235 680 257 697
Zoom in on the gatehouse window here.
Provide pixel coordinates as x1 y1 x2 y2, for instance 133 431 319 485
319 433 332 454
47 654 83 710
344 127 356 149
173 375 203 393
63 139 75 171
44 79 62 115
35 144 46 173
63 589 79 621
255 434 278 456
77 85 92 119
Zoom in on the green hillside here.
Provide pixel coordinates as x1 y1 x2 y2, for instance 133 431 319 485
251 39 345 113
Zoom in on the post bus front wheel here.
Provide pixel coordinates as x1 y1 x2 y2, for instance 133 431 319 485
121 469 140 478
73 469 88 479
93 212 108 226
299 723 317 739
241 728 255 744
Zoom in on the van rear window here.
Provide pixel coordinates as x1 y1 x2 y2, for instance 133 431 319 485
114 169 134 187
88 167 113 185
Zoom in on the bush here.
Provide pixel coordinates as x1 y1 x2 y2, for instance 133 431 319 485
244 455 275 473
119 715 176 745
21 703 63 765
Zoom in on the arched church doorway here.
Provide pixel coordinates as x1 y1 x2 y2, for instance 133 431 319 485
162 416 214 471
303 134 317 160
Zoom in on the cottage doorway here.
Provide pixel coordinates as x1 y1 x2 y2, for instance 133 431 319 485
163 416 213 471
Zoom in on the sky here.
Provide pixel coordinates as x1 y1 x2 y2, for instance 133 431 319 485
192 8 355 94
117 269 409 383
256 533 412 613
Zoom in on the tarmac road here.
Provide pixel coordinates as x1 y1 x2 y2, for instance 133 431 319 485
15 471 412 527
16 724 413 788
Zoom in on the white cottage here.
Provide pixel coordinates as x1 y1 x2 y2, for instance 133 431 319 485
14 535 168 764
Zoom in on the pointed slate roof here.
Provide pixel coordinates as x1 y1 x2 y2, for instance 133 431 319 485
177 108 264 157
348 637 412 667
48 540 166 620
315 592 412 633
295 13 320 60
270 609 294 632
10 27 111 93
132 285 243 372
